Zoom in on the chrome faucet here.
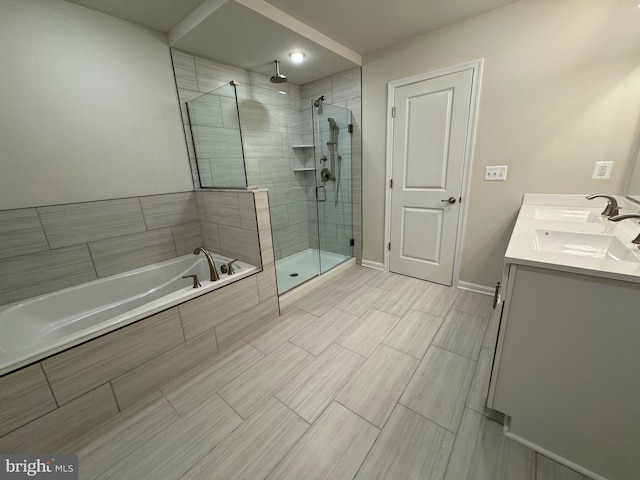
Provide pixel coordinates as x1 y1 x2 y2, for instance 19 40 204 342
609 213 640 245
193 247 220 281
586 194 620 217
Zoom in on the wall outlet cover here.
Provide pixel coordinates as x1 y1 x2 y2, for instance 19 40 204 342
592 161 613 180
485 165 508 181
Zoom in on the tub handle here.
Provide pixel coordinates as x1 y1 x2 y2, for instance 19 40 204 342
182 274 201 288
221 259 239 275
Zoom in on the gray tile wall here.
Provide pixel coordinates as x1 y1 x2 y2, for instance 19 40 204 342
0 192 203 306
171 49 362 264
0 189 280 452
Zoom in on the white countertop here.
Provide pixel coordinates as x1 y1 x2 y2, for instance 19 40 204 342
505 194 640 283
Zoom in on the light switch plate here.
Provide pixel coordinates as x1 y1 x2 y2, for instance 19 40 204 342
485 165 508 181
592 161 613 180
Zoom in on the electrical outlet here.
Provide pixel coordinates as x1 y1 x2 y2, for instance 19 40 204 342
592 161 613 180
485 165 508 181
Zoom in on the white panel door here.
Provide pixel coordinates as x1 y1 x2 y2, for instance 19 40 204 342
389 70 473 285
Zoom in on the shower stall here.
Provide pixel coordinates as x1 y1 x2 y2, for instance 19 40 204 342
187 81 353 294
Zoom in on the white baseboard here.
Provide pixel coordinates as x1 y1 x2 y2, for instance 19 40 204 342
457 280 494 296
361 260 385 270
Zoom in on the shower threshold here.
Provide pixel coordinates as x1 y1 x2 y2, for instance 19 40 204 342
276 248 351 295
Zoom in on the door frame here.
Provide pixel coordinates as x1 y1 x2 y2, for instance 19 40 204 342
383 59 483 287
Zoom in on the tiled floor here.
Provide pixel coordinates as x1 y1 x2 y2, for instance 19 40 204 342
62 266 593 480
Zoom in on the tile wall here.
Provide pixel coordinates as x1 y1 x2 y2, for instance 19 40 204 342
171 49 362 264
0 189 279 452
0 192 202 306
0 190 268 306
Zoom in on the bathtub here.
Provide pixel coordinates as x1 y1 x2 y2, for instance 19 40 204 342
0 253 258 376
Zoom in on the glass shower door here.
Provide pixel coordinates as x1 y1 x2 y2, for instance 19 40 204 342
312 102 353 274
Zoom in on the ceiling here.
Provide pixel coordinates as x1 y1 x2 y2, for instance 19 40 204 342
66 0 522 84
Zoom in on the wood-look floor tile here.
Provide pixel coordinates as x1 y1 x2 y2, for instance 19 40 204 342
181 398 309 480
332 266 384 291
218 342 313 418
338 309 401 357
443 408 535 480
97 395 242 480
536 454 591 480
383 310 444 359
335 284 388 316
374 286 424 317
290 308 359 356
452 290 494 318
365 272 403 290
466 347 504 423
267 402 379 480
246 308 317 354
432 309 488 360
64 393 179 480
276 344 365 423
400 346 475 432
355 404 455 480
162 342 264 416
297 284 353 316
337 345 418 428
411 283 460 317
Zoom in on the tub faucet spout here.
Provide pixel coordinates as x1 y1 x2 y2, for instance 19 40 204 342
193 247 220 281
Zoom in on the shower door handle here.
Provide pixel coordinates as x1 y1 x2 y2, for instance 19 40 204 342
315 185 327 202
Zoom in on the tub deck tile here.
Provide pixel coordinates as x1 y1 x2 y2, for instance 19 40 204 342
41 307 184 405
111 328 218 411
0 364 58 437
0 384 119 454
63 392 179 480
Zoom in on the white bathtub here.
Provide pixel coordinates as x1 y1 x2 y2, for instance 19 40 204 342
0 253 258 376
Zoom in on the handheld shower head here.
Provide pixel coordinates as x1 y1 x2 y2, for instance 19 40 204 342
270 60 287 84
313 95 325 107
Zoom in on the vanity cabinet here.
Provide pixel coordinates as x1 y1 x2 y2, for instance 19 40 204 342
488 263 640 480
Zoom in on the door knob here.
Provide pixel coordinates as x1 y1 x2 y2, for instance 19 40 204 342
441 197 457 204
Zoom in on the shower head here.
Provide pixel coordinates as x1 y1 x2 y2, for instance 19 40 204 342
313 95 325 107
270 60 287 84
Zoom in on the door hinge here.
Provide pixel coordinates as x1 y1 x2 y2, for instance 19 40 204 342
388 242 391 251
348 124 353 133
390 179 393 189
391 106 396 118
349 238 355 247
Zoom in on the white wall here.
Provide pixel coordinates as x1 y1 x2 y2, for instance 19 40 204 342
0 0 193 210
362 0 640 287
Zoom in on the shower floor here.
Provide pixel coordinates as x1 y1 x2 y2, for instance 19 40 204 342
276 248 351 294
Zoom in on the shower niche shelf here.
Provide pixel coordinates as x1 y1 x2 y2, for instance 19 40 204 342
292 145 315 149
293 167 315 172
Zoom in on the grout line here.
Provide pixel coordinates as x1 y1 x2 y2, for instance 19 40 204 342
333 399 382 432
39 363 60 408
273 396 310 426
109 381 123 413
34 208 53 250
160 390 182 418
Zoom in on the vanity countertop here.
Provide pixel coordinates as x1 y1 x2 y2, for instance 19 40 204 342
505 194 640 284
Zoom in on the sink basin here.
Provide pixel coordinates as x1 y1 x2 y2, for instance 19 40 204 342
532 207 600 223
533 230 640 262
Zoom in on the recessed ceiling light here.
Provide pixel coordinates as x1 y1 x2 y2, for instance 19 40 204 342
289 51 305 63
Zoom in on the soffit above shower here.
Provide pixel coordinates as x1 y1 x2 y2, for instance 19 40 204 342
168 0 361 85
